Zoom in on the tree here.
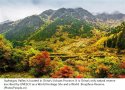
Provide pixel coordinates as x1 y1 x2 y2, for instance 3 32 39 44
0 35 13 72
52 66 74 78
29 51 51 77
105 22 125 53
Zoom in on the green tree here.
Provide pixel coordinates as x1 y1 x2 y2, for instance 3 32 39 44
0 35 13 72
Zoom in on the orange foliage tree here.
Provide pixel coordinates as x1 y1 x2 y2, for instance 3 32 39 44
29 51 51 77
52 66 74 78
120 61 125 69
76 74 84 78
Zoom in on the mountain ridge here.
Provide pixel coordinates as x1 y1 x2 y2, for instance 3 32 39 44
0 7 125 41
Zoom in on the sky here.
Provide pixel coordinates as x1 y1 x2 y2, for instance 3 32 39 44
0 0 125 22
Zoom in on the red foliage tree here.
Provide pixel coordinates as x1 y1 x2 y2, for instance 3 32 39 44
52 66 74 78
117 75 125 78
76 74 84 78
29 51 51 76
120 61 125 69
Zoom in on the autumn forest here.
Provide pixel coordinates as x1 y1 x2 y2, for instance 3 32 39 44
0 8 125 78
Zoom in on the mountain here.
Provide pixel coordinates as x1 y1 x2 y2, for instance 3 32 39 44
0 8 96 41
96 12 125 21
29 16 93 41
0 20 14 33
0 20 13 24
40 8 96 21
5 15 44 41
0 7 125 42
39 9 55 21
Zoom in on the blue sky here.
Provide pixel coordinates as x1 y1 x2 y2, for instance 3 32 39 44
0 0 125 22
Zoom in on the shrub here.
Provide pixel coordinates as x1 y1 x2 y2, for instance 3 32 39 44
96 64 109 78
88 57 113 78
0 35 13 72
11 49 29 72
120 61 125 69
29 51 51 77
117 75 125 78
109 62 125 77
76 66 89 73
65 59 75 66
29 68 40 77
88 57 125 78
50 57 64 72
52 66 74 78
89 63 109 78
76 74 84 78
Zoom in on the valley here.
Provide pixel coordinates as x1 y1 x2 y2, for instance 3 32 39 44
0 8 125 78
